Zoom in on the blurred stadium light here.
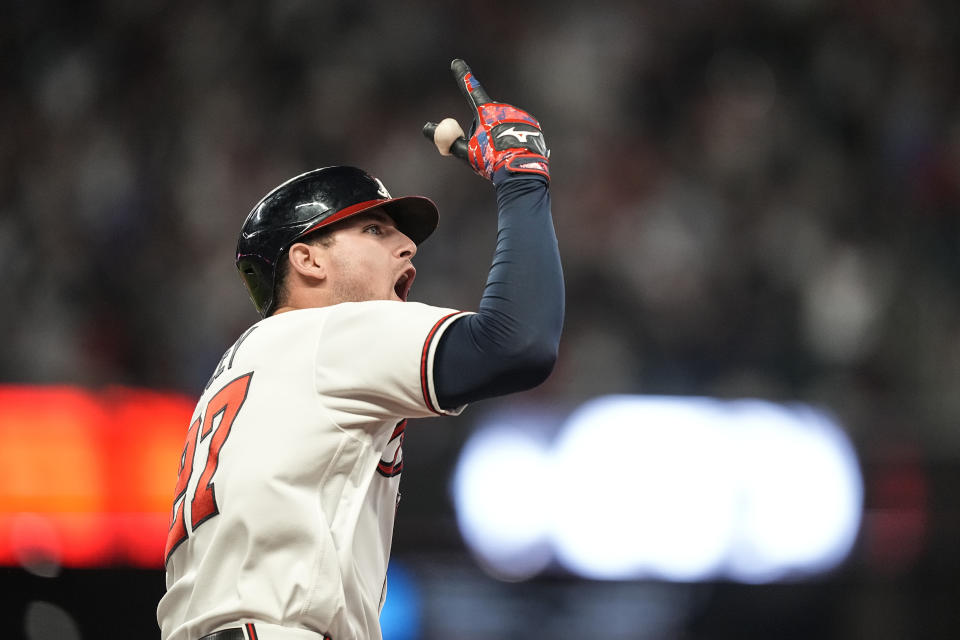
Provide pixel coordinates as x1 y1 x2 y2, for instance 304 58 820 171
0 386 193 569
452 395 862 583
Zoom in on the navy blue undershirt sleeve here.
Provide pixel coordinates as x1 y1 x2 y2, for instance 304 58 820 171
433 174 564 409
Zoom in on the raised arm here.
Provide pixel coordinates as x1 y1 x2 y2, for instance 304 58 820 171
423 59 564 409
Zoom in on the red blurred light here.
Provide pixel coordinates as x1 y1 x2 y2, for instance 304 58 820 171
0 385 194 568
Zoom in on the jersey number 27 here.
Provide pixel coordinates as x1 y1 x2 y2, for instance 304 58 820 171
163 372 253 564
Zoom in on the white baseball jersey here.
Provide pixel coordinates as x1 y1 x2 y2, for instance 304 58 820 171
157 301 470 640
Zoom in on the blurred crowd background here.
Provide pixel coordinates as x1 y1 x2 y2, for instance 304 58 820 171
2 0 959 638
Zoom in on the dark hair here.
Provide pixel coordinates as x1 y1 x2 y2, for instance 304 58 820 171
270 227 335 314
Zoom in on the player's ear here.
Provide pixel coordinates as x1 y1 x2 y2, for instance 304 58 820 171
287 242 327 282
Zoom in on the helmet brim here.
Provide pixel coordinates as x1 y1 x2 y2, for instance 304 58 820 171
379 196 440 245
299 195 439 246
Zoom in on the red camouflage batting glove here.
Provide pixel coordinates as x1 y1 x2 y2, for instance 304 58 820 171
423 59 550 184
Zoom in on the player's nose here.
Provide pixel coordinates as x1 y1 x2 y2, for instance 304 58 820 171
395 232 417 259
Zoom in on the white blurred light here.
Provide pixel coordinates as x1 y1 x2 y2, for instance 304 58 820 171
451 425 552 580
452 396 862 583
550 397 736 581
723 401 862 582
24 601 81 640
12 514 62 578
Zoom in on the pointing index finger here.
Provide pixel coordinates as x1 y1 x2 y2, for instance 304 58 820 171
451 58 492 109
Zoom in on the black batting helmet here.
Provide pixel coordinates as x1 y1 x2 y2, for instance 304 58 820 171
236 166 439 317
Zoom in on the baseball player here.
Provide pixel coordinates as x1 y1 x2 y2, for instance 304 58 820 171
157 59 563 640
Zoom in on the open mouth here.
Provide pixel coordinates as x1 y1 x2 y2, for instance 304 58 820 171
394 267 416 301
